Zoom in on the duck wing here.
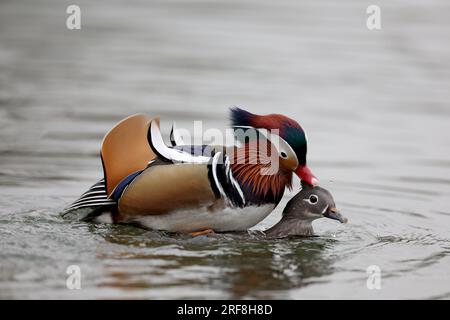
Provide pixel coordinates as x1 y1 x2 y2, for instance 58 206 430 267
101 114 157 196
117 162 218 216
118 119 244 216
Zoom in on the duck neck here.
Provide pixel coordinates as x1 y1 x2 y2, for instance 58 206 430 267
264 216 315 238
229 143 293 206
231 164 291 205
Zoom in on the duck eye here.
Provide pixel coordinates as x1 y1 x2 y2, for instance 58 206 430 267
280 151 288 159
309 195 318 204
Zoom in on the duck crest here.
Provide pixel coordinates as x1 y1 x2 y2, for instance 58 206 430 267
230 107 308 166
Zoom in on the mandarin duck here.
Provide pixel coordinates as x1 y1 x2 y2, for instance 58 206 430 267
264 183 347 238
63 108 318 235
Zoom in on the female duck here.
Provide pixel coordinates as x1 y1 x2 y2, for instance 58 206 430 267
264 183 347 238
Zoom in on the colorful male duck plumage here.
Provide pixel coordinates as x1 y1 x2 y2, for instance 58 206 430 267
63 108 317 234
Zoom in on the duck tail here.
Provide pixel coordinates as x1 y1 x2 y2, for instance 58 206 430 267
61 178 116 220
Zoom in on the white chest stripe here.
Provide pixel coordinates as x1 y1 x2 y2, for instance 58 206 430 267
212 152 227 200
225 156 245 206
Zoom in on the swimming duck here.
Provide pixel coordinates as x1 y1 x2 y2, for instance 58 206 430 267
63 108 318 235
264 183 347 238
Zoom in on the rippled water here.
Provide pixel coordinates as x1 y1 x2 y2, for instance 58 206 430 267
1 0 450 299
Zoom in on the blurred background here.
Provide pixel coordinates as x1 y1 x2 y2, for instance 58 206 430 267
1 0 450 299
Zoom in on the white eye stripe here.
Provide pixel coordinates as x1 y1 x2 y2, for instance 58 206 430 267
256 129 299 164
303 194 319 205
231 126 299 164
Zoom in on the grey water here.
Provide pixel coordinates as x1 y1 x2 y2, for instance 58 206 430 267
1 0 450 299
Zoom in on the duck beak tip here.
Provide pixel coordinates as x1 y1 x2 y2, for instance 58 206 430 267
324 208 348 224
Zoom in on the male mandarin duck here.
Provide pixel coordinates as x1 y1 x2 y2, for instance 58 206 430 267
63 108 318 235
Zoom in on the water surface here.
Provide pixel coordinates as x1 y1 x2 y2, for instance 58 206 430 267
1 0 450 299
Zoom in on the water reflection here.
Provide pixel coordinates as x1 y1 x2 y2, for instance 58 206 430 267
96 225 336 298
